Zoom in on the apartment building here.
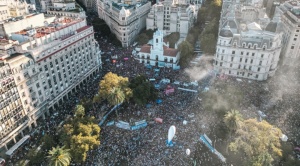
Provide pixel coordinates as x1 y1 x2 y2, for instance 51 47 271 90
97 0 151 47
77 0 98 12
274 0 300 65
214 0 282 81
0 6 101 151
0 6 9 21
146 0 196 37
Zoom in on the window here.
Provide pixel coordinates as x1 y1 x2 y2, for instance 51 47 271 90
294 38 297 41
230 64 233 67
240 58 242 62
222 50 225 53
241 52 244 55
232 51 235 54
220 62 223 66
256 74 258 78
258 68 260 72
238 65 241 69
259 61 262 65
291 46 294 49
296 30 299 32
252 53 255 56
229 70 231 74
251 59 253 63
249 66 252 71
36 83 40 88
245 59 248 63
231 57 234 61
221 56 223 60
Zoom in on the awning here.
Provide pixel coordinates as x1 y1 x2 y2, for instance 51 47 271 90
5 135 30 156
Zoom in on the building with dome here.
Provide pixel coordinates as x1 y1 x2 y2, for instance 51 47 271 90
146 0 197 38
97 0 151 47
214 0 283 81
137 29 180 69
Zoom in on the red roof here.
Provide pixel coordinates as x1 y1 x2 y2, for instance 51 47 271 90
140 44 151 53
164 48 178 57
140 44 178 57
76 26 91 33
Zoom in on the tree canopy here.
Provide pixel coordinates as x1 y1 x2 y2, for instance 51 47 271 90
94 72 132 105
129 75 158 105
47 146 71 166
224 110 243 134
165 32 180 48
179 40 194 68
229 119 283 166
199 18 219 54
136 29 155 45
60 105 101 163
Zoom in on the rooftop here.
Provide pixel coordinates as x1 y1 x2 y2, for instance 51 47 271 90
13 17 84 39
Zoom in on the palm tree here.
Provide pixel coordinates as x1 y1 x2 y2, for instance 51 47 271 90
108 87 125 106
47 146 71 166
107 87 125 116
224 109 243 134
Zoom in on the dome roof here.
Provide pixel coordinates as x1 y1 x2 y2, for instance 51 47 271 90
219 26 233 38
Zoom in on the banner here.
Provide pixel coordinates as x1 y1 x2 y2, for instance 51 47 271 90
131 122 147 130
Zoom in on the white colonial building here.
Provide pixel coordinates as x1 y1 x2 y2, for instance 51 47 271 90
97 0 151 47
0 11 101 152
137 29 180 69
146 0 196 37
214 0 282 81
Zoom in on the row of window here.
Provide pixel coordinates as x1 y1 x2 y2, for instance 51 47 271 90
228 71 259 79
216 61 263 72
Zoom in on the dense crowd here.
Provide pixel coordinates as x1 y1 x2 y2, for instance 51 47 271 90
6 14 300 166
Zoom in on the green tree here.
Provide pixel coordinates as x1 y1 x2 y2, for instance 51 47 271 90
179 40 194 68
197 7 207 26
144 29 155 38
27 148 45 166
94 72 132 105
107 87 126 106
74 105 85 118
212 0 222 7
60 105 101 163
199 33 217 54
229 119 283 166
80 97 93 111
223 110 243 134
136 33 149 45
165 32 180 48
47 146 71 166
129 75 158 105
41 134 56 151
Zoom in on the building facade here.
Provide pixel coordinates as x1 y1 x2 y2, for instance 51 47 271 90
137 29 180 69
0 6 10 21
214 0 282 81
0 10 101 151
146 0 196 37
274 0 300 64
77 0 98 12
97 0 151 47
